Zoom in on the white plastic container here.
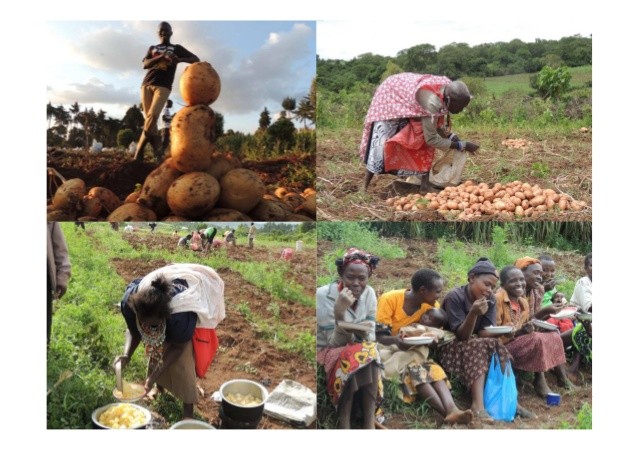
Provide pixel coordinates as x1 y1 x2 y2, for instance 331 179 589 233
295 240 303 251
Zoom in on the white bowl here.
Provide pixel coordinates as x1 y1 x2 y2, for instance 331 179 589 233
91 402 152 429
170 419 216 429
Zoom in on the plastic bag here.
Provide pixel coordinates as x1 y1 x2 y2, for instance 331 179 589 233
483 353 517 421
429 148 467 188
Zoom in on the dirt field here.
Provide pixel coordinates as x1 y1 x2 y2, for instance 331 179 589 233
47 148 315 202
317 238 592 429
110 232 317 429
317 128 592 222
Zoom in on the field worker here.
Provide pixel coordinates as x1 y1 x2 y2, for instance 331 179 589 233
280 248 294 262
114 264 225 419
248 223 257 249
225 229 236 247
177 233 192 248
158 99 174 160
134 22 199 162
191 230 203 252
203 226 218 252
361 73 479 194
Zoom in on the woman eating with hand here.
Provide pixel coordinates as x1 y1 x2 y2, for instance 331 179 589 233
316 248 383 429
439 258 512 423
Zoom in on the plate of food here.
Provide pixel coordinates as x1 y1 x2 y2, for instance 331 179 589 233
550 306 578 319
402 336 434 346
484 325 514 335
337 321 374 333
532 319 559 331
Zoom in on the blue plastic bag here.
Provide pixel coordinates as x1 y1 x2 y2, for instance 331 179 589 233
483 353 517 421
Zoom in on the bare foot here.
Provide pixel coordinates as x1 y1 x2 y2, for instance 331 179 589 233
444 408 473 425
473 409 495 424
534 378 551 398
516 405 537 419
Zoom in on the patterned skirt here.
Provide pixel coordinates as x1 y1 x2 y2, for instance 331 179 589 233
317 342 384 409
439 337 512 388
505 331 566 372
401 360 450 403
572 323 592 362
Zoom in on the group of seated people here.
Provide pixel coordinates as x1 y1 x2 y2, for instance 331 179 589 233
317 248 592 428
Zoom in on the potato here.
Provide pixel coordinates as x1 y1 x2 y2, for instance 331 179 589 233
125 191 140 203
206 209 252 221
205 153 241 180
515 205 525 216
536 205 548 212
167 172 221 218
162 215 190 222
493 200 507 211
287 213 315 221
303 188 317 197
514 191 526 200
137 158 183 217
47 210 74 221
529 195 547 207
302 193 316 216
510 196 522 206
179 62 221 106
274 187 289 199
52 178 86 210
428 200 440 210
218 169 267 213
86 187 121 214
546 198 556 209
524 190 535 200
283 192 306 210
250 199 291 221
81 196 103 217
107 203 157 221
170 105 216 172
558 198 569 211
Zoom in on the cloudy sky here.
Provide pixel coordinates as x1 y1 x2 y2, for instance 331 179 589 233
317 20 592 61
46 21 316 133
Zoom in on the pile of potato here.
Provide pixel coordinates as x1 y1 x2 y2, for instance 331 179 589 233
47 62 315 222
501 138 533 149
386 180 587 220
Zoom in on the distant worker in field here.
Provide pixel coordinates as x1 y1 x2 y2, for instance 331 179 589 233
134 22 199 163
190 230 203 252
280 248 294 262
177 233 192 249
224 229 236 247
158 99 174 160
149 222 157 233
203 226 218 252
247 223 257 249
361 73 480 194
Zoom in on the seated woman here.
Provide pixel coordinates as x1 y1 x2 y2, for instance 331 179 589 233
495 265 571 404
439 258 513 422
376 269 473 425
316 248 383 429
513 258 574 395
113 263 225 419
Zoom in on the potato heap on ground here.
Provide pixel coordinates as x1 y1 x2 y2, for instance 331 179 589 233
47 178 126 221
501 138 533 149
386 180 588 220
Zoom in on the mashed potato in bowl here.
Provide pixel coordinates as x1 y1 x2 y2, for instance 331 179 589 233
96 403 150 429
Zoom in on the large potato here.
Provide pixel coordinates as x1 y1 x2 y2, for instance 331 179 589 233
170 105 216 172
206 208 252 221
180 62 221 106
137 158 183 217
287 213 315 222
250 199 291 221
205 153 241 180
107 203 157 221
218 169 266 213
167 172 221 218
52 178 86 211
302 192 316 216
86 187 121 214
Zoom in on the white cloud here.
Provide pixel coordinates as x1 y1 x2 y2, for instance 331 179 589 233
48 78 138 110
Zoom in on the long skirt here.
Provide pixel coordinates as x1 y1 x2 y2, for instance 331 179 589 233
439 337 512 388
154 344 198 404
572 323 592 362
505 331 566 372
317 342 383 410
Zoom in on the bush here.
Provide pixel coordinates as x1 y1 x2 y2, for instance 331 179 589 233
116 128 136 148
531 65 572 100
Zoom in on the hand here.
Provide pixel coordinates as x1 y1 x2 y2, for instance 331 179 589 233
470 297 489 316
395 337 413 351
113 355 130 371
55 285 67 299
465 141 480 153
547 304 563 315
144 376 155 393
518 322 534 336
334 288 356 320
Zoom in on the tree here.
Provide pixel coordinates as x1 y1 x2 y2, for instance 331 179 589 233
531 65 572 100
294 78 316 127
122 104 144 136
259 107 271 130
117 129 136 148
214 111 224 141
267 116 296 152
282 96 296 119
396 43 437 73
380 61 403 82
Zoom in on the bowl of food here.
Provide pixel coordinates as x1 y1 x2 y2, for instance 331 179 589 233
92 402 152 429
485 325 514 335
219 379 268 425
112 382 146 403
170 419 216 429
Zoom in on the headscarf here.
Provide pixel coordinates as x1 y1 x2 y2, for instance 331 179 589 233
467 257 498 278
336 247 379 276
515 257 541 270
